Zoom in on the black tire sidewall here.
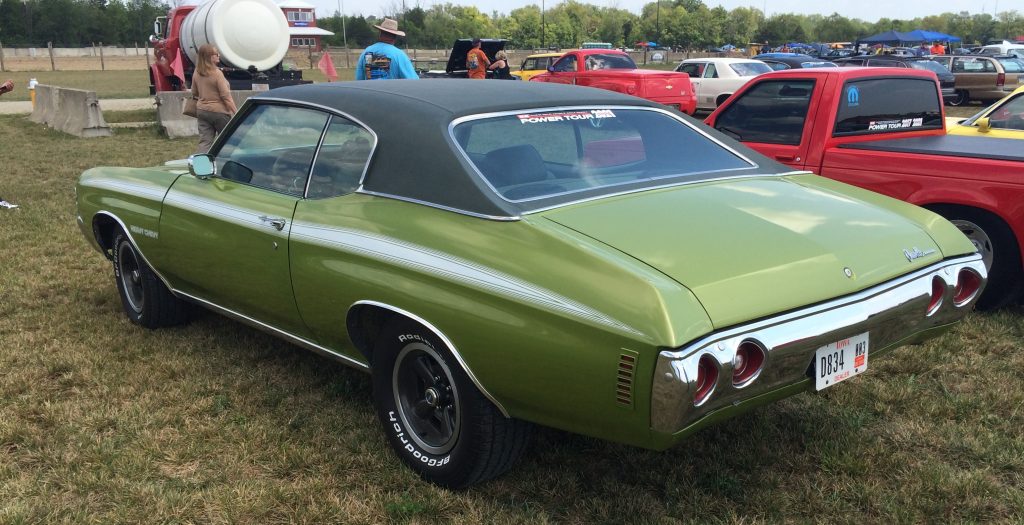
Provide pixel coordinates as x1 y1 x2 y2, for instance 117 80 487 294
950 211 1023 309
371 320 485 487
112 232 145 324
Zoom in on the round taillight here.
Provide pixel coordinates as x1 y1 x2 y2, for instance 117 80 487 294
954 268 982 306
926 275 945 315
694 354 719 406
733 340 766 387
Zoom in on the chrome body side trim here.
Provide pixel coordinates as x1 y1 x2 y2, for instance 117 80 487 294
651 254 987 434
90 211 369 372
176 291 370 371
354 189 522 222
350 299 510 418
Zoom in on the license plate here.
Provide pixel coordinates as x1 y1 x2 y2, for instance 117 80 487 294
814 332 869 391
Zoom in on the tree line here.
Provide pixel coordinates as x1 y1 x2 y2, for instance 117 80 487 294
1 0 1022 51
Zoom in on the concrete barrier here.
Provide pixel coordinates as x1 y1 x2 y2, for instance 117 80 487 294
156 90 258 138
29 84 112 138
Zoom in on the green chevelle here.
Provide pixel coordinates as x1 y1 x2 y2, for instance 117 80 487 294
77 80 986 488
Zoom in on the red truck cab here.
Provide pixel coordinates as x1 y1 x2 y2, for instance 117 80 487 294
532 49 697 115
706 67 1024 307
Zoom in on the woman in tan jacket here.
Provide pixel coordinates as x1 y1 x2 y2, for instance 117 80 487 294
192 44 238 153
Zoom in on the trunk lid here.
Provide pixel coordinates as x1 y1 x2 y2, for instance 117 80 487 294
541 175 943 328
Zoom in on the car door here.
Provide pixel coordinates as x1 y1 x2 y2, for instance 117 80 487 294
952 57 994 96
544 54 578 84
677 62 705 98
710 78 818 169
158 103 330 338
697 62 722 108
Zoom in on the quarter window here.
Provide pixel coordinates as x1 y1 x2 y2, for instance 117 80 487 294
713 79 814 145
214 105 329 196
307 117 375 199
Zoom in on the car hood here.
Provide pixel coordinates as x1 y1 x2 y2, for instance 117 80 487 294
541 175 949 328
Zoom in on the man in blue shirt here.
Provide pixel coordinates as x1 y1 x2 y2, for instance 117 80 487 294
355 18 419 80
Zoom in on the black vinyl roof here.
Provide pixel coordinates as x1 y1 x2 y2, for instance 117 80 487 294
252 80 786 218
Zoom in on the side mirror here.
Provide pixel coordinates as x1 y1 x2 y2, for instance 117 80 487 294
976 117 991 133
189 154 216 179
548 66 556 72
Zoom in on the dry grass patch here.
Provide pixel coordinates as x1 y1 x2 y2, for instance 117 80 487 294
1 113 1023 522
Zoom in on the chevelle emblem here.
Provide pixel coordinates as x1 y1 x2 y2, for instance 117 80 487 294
903 247 936 262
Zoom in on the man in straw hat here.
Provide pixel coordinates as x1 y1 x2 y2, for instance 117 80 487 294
355 18 419 80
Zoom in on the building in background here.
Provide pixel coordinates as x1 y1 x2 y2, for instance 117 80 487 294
277 0 334 51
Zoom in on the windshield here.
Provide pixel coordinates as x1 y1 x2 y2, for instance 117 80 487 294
453 108 753 202
997 58 1024 72
730 62 772 76
583 53 637 70
908 60 951 75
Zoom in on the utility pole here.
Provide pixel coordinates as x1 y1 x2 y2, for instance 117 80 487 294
336 0 349 68
656 0 660 45
542 0 546 49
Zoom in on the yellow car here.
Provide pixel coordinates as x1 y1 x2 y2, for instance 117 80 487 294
947 85 1024 139
511 52 564 81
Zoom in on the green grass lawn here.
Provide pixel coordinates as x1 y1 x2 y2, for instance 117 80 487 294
1 113 1023 522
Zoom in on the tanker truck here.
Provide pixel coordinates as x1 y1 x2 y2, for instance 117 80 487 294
149 0 307 93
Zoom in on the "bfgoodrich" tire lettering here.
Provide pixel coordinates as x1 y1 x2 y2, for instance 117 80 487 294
388 410 450 467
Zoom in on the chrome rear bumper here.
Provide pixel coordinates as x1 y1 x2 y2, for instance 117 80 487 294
651 254 986 434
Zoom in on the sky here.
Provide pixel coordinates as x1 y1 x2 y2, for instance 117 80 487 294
305 0 1009 23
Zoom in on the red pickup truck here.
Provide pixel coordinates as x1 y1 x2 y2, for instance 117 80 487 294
706 67 1024 307
531 49 697 115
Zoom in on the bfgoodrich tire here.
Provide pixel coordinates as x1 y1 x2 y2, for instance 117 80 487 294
112 230 190 328
372 318 531 489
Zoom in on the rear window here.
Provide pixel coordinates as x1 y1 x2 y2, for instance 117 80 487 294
997 58 1024 73
908 60 950 74
800 61 837 68
583 53 636 70
834 78 943 136
729 62 772 76
453 108 753 202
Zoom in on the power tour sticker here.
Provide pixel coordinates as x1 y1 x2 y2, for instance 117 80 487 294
517 109 616 124
868 118 924 131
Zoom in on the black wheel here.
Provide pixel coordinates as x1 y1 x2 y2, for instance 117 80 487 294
946 90 968 106
112 230 190 328
372 318 530 489
944 211 1023 309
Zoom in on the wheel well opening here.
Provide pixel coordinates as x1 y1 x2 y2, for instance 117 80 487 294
716 93 732 106
346 304 400 363
92 215 119 260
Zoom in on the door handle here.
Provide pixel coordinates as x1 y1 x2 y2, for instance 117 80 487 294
775 154 796 161
259 215 286 231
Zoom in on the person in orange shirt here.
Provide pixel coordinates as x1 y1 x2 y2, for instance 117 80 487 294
467 39 490 79
929 41 945 55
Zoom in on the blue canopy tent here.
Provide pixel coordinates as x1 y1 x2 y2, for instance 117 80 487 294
907 30 961 43
857 30 919 45
858 30 961 45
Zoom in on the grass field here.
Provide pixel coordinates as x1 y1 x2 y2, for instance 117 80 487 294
1 105 1023 522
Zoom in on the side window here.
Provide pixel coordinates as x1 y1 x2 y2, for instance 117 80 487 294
839 59 862 67
703 63 718 78
988 95 1024 131
713 79 814 145
552 55 577 72
766 61 790 71
983 59 997 73
834 78 943 136
214 105 329 196
678 63 703 77
307 117 375 199
523 58 537 70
